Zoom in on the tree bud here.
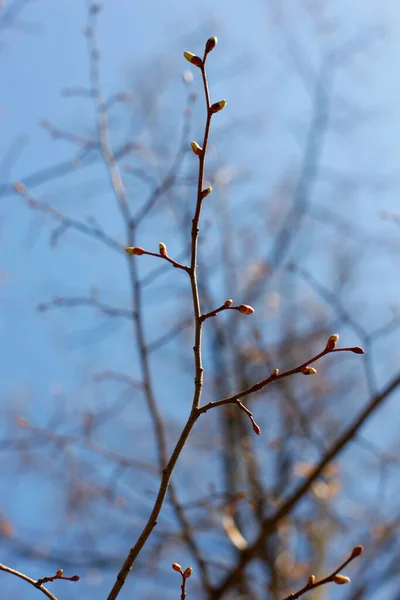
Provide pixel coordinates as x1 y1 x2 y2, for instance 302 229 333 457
301 367 317 375
205 36 218 53
238 304 254 315
333 574 350 585
125 246 144 256
190 141 203 156
326 334 339 350
210 99 227 114
183 52 202 67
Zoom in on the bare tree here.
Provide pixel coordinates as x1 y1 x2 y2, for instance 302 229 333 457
1 2 400 600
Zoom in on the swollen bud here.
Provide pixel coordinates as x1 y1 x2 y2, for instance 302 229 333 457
252 422 261 435
172 563 182 572
125 246 145 256
238 304 254 315
326 334 339 350
224 299 233 307
183 567 193 579
56 570 63 577
205 36 218 53
190 141 203 156
271 368 279 377
301 367 317 375
159 242 167 257
350 346 365 354
70 575 80 582
201 186 212 198
351 545 363 558
333 574 350 585
307 575 316 586
210 99 227 114
183 52 202 68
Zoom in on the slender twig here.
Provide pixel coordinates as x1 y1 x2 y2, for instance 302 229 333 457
281 545 363 600
82 8 213 597
199 344 363 415
0 563 58 600
13 184 123 253
37 295 134 320
209 372 400 599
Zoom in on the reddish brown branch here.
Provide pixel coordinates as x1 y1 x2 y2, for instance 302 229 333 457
281 545 363 600
0 563 59 600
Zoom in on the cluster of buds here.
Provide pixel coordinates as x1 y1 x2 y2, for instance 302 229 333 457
172 563 193 578
184 37 218 69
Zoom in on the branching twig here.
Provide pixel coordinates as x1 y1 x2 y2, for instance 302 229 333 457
0 563 60 600
281 545 363 600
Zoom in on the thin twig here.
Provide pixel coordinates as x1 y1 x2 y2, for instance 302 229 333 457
0 563 58 600
281 545 363 600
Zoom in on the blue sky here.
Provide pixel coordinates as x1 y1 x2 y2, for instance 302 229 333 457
1 0 400 598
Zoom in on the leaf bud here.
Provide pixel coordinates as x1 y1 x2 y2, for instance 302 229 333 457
326 334 339 350
190 141 203 156
301 367 317 375
183 52 202 67
238 304 254 315
333 574 350 585
201 186 212 198
125 246 144 256
210 99 227 114
350 346 365 354
205 36 218 53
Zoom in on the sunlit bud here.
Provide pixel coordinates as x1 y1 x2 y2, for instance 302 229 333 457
172 563 182 572
351 346 365 354
13 182 26 194
159 242 167 257
333 574 350 585
307 575 316 586
205 36 218 53
224 299 233 307
239 304 254 315
125 246 144 256
183 567 193 579
56 570 63 577
183 52 202 67
252 422 261 435
210 99 227 114
351 545 363 558
190 141 203 156
326 334 339 350
271 368 279 377
201 186 212 198
70 575 80 582
301 367 317 375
